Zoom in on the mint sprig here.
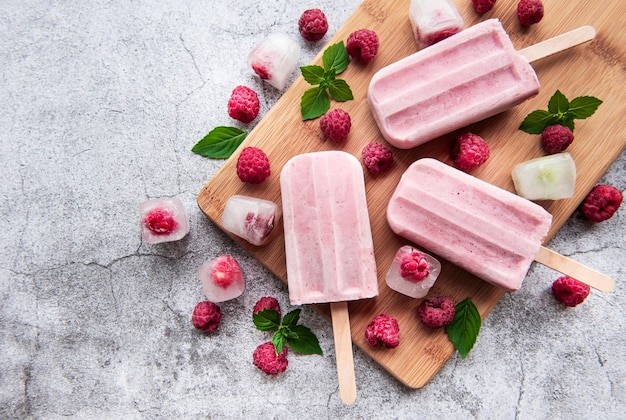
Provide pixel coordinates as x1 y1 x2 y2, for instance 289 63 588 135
300 42 353 120
191 126 247 159
519 90 602 134
253 308 323 355
445 298 481 359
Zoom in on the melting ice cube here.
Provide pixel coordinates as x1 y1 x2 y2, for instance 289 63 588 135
248 32 300 90
139 197 189 244
222 195 281 246
199 255 245 302
386 245 441 298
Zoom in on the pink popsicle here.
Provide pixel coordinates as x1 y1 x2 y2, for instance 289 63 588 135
387 158 552 292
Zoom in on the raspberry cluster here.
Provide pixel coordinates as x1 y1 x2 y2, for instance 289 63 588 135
365 314 400 348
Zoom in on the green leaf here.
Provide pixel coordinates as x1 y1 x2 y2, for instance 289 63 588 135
322 42 349 74
253 309 281 332
272 331 287 355
286 325 323 355
191 126 247 159
559 116 576 132
518 110 559 134
328 79 354 102
547 90 569 115
300 65 325 85
567 96 603 119
445 298 481 359
301 87 330 120
281 309 301 328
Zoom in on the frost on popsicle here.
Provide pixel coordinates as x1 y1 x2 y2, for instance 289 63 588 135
248 32 301 90
222 195 281 246
199 255 245 302
511 152 576 200
139 197 190 244
386 245 441 298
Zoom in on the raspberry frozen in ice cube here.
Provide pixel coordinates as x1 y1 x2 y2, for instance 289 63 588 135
385 245 441 298
248 32 301 90
139 197 190 244
409 0 464 50
199 255 245 302
222 195 281 246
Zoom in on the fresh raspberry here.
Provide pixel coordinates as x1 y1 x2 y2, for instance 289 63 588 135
541 124 574 154
451 132 490 170
143 208 178 235
227 85 260 124
580 185 623 223
551 276 590 307
364 314 400 349
417 296 456 328
191 301 222 332
252 296 282 317
210 255 243 289
517 0 544 26
400 250 430 282
346 29 379 62
471 0 497 14
236 147 270 184
298 9 328 42
362 141 393 174
253 342 288 375
320 109 351 142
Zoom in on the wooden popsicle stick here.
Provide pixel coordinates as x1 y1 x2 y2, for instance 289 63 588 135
520 26 596 62
534 246 615 293
330 301 357 405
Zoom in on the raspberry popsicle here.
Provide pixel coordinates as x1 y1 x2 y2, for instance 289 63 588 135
387 158 615 293
368 19 595 149
280 151 378 404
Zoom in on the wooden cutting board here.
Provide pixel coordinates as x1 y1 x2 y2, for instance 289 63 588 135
197 0 625 388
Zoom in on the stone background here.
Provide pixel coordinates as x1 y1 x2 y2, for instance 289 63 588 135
1 1 624 418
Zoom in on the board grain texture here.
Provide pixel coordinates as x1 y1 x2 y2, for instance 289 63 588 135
197 0 625 388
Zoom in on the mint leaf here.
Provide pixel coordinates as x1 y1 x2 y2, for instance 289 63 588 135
567 96 603 119
272 331 287 355
286 325 323 355
518 110 559 134
191 126 247 158
301 87 330 120
520 90 603 135
300 65 325 85
445 298 481 359
253 308 281 332
282 309 300 328
328 79 354 102
559 116 576 132
322 42 349 74
547 90 569 115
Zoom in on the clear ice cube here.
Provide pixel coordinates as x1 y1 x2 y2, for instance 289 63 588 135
199 255 245 302
222 195 281 246
386 245 441 298
139 197 189 244
248 32 300 90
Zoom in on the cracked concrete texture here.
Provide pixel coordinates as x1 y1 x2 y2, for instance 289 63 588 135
1 0 624 418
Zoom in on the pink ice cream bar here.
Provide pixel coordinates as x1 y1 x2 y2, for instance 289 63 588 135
387 158 552 292
368 19 540 149
280 151 379 305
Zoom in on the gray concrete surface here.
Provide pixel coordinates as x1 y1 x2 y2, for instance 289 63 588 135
1 1 624 418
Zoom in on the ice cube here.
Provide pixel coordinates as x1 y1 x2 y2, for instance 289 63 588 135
248 32 300 90
386 245 441 298
222 195 281 246
199 255 245 302
139 197 190 244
